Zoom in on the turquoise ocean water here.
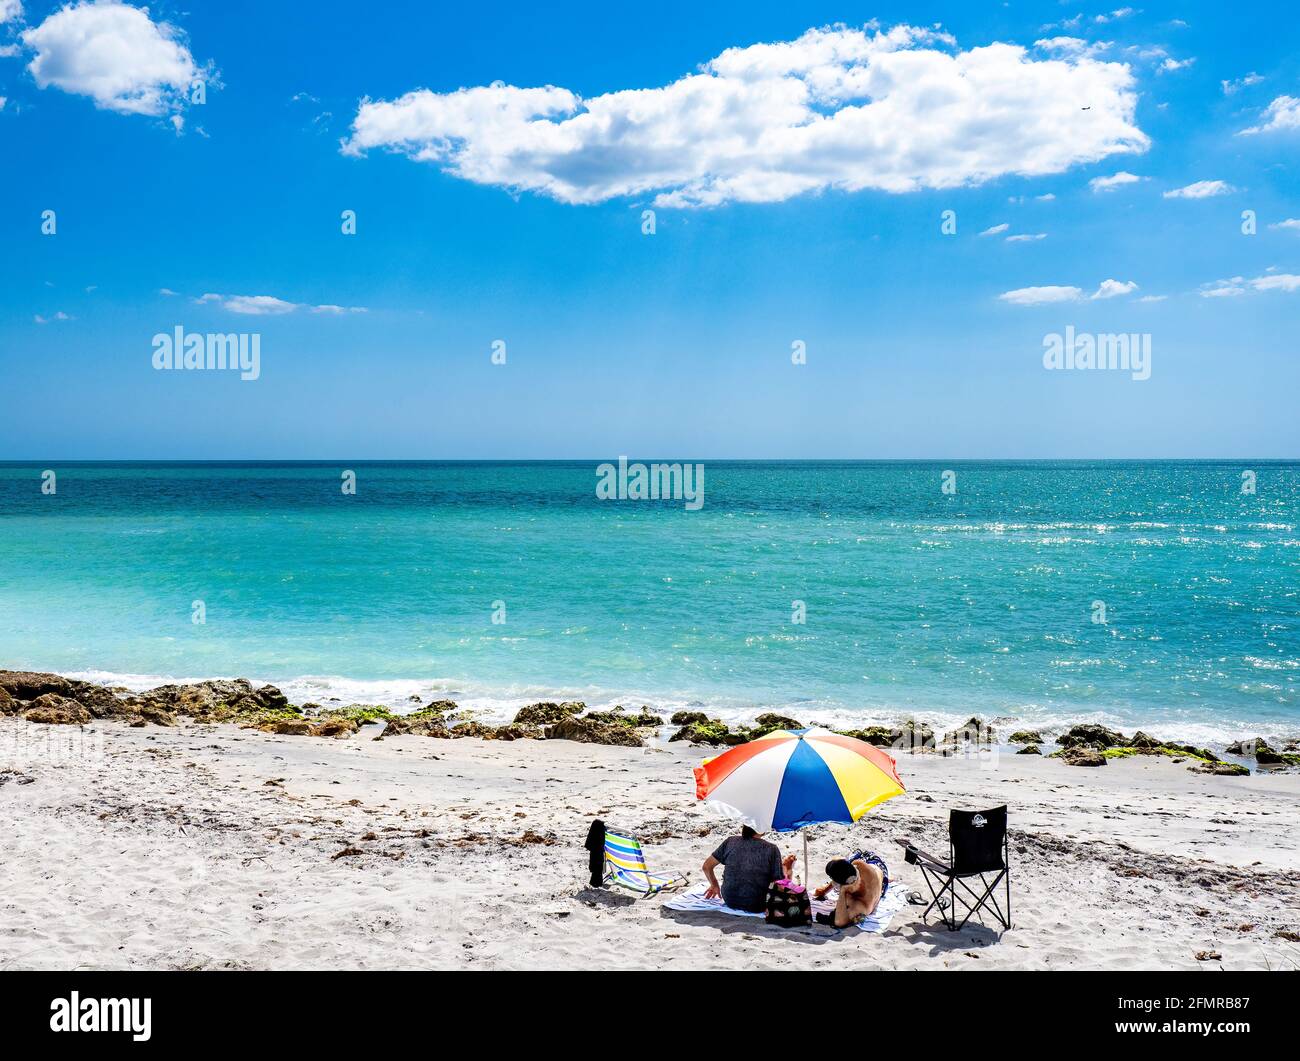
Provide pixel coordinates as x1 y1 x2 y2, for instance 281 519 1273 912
0 461 1296 746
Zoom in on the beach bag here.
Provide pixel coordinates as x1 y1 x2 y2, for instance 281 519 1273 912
765 879 811 928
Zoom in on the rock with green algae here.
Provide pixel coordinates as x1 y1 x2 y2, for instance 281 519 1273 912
1223 737 1300 766
131 679 301 728
0 670 120 717
310 718 358 737
1102 744 1217 764
1255 745 1300 767
1052 746 1106 767
1056 724 1127 749
894 720 937 750
264 719 313 736
943 716 995 744
668 719 745 746
512 701 585 727
583 706 663 728
1172 743 1220 762
1191 762 1250 776
317 704 399 725
835 725 896 746
1017 744 1042 755
545 716 643 747
446 720 541 741
749 712 802 735
831 720 936 749
137 704 176 727
24 693 91 726
669 710 708 727
380 701 458 736
1008 730 1044 745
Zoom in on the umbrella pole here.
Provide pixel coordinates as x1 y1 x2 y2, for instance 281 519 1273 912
802 829 809 888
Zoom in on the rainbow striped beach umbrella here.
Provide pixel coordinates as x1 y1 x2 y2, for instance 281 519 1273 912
694 727 905 831
694 727 906 880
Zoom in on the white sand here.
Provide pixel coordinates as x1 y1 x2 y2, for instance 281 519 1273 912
3 716 1298 970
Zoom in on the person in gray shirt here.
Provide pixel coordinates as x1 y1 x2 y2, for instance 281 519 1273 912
703 826 796 912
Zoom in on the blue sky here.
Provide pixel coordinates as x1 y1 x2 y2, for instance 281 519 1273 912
1 0 1297 458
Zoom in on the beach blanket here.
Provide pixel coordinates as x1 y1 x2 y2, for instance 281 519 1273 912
663 883 907 934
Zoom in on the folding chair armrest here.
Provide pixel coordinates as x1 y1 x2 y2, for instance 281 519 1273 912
900 841 951 874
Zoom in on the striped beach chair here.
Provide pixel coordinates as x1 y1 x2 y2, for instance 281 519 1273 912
603 827 688 897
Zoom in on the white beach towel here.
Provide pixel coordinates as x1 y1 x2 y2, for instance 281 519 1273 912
663 883 907 934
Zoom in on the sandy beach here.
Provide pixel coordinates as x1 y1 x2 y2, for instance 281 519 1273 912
4 704 1299 972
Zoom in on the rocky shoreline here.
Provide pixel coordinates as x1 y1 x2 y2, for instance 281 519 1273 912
2 670 1297 774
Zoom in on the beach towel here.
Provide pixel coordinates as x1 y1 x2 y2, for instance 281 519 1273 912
664 882 907 934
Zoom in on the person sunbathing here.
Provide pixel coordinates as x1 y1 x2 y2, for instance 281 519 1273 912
813 852 889 927
702 825 797 913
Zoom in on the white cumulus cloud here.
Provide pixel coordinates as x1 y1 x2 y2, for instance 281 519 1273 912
1091 278 1138 299
1270 218 1300 232
1238 95 1300 135
22 0 207 117
1163 180 1235 199
343 23 1149 208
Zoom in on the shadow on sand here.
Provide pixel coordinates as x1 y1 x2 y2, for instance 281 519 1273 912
657 905 868 946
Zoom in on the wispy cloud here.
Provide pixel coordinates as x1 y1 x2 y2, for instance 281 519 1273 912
1221 72 1263 95
979 223 1009 236
1199 273 1300 298
998 285 1083 305
343 23 1149 208
1089 170 1143 192
1006 232 1047 242
999 278 1139 304
1163 180 1235 199
1269 218 1300 232
34 311 74 324
1033 37 1111 59
195 293 367 316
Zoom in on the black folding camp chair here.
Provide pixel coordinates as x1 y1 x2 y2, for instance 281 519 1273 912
897 806 1011 932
